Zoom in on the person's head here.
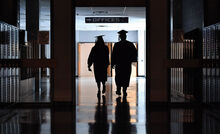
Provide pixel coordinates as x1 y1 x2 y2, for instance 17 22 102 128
118 30 127 41
95 35 105 45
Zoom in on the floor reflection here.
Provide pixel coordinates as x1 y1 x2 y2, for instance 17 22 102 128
1 105 220 133
88 95 109 134
203 108 220 134
112 96 136 134
170 109 198 134
1 77 220 134
76 77 146 134
0 109 51 134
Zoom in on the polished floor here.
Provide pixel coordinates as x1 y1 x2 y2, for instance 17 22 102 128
76 77 146 134
1 77 220 134
1 108 220 134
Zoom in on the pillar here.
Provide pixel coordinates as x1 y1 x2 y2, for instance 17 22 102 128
26 0 41 95
149 0 169 103
51 0 74 103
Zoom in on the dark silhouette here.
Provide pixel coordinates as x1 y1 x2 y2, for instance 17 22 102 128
112 96 136 134
88 35 109 94
111 30 137 96
89 95 109 134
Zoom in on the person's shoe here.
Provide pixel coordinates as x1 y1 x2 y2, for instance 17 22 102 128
116 90 121 95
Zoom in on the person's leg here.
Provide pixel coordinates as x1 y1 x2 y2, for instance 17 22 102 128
116 86 121 95
102 81 106 94
123 86 127 96
115 68 121 95
97 82 101 97
97 82 101 90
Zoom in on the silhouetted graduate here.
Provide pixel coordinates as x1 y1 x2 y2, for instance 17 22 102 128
111 30 137 96
88 35 109 94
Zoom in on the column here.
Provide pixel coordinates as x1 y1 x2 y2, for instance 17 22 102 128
149 0 169 102
26 0 40 96
148 0 169 133
51 0 74 103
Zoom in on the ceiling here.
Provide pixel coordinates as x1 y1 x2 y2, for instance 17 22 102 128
19 0 146 31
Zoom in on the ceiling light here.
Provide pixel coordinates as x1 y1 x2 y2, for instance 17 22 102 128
93 11 109 15
97 25 107 27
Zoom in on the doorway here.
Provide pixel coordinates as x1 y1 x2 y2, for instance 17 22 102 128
75 7 146 77
75 6 147 134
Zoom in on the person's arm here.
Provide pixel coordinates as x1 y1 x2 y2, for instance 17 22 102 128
111 44 117 69
87 48 94 71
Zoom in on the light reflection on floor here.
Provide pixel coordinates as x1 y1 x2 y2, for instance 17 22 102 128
76 77 147 134
1 76 220 133
0 109 51 134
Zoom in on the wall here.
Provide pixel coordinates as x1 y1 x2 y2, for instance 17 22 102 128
75 30 80 76
182 0 203 33
76 30 138 42
78 43 94 77
173 0 182 29
138 30 146 76
204 0 220 26
75 30 142 76
0 0 18 26
172 0 204 33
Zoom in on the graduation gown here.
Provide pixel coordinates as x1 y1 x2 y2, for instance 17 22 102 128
88 44 109 82
111 40 137 87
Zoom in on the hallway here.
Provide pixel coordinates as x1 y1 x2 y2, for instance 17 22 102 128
1 0 220 133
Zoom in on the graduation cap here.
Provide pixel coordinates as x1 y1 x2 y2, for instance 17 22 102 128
95 35 105 39
118 30 128 35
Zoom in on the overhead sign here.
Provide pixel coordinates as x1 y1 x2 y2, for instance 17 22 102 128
85 17 129 23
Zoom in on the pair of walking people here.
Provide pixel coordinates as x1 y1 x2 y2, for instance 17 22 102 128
87 30 137 96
